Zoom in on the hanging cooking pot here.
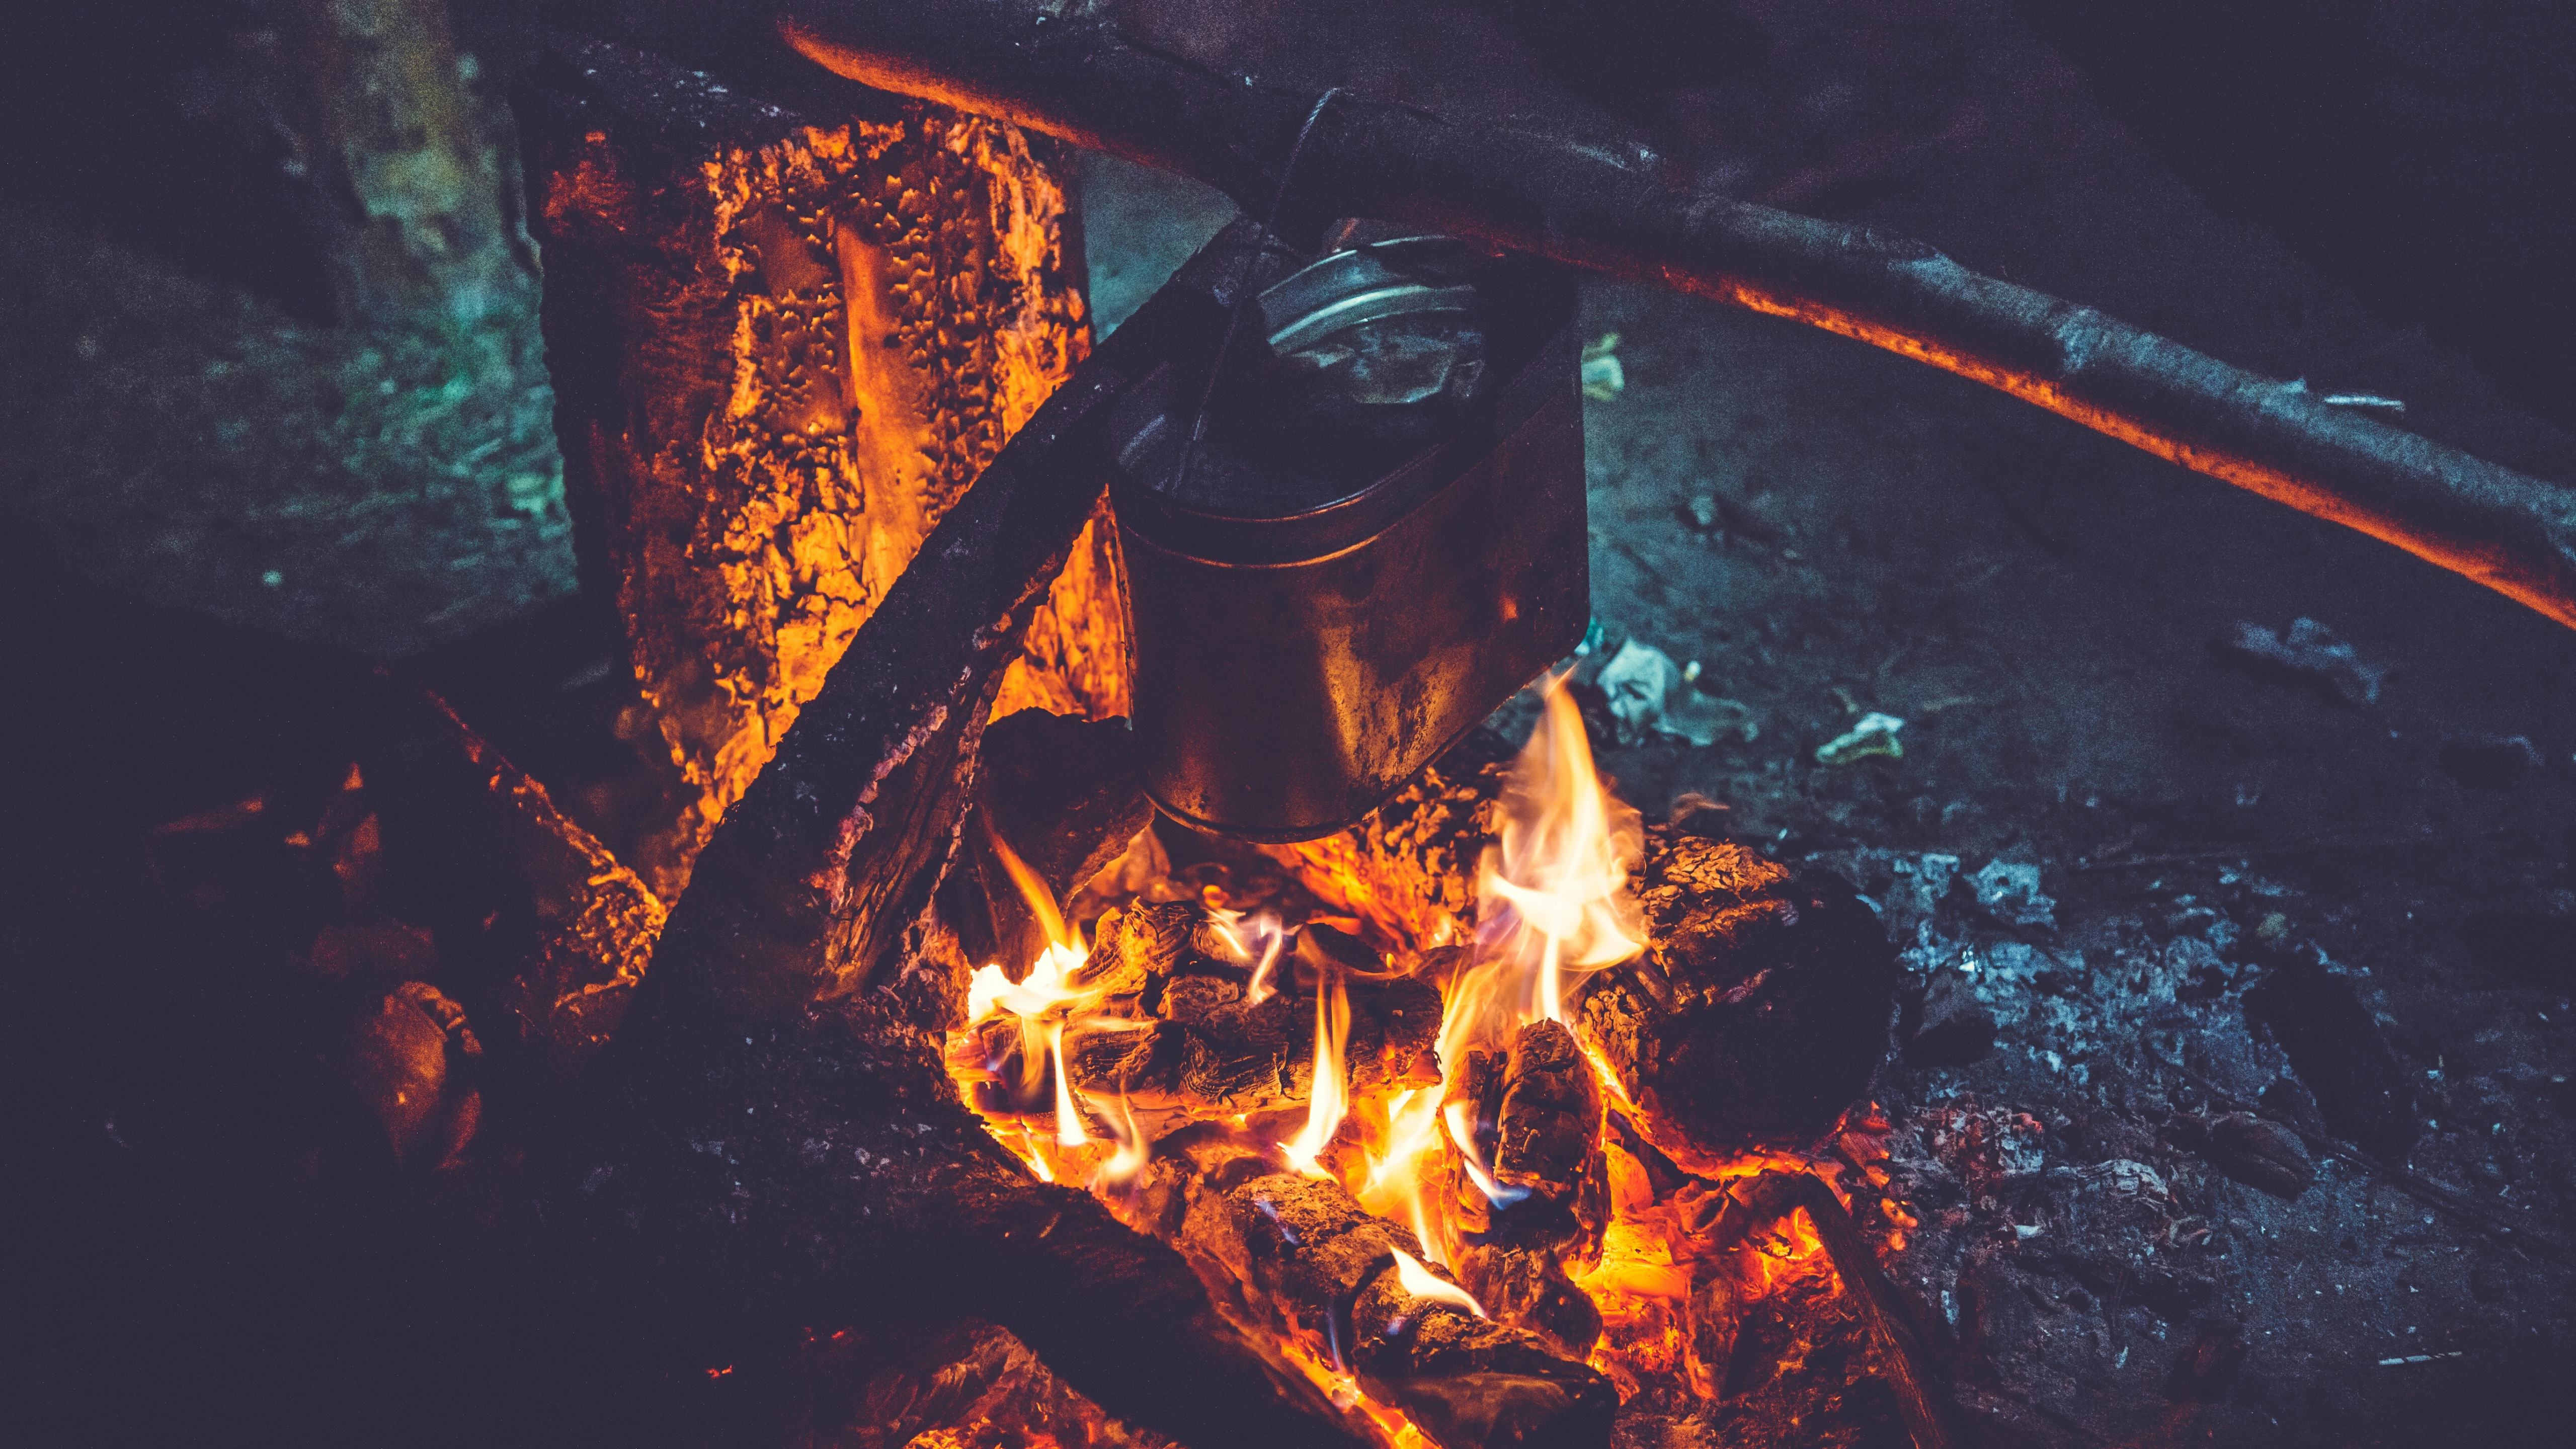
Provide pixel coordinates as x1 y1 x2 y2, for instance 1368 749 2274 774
1106 219 1586 842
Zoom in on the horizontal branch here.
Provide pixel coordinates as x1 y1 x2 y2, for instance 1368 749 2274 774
778 0 2576 629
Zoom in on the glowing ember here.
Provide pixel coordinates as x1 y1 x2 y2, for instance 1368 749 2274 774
939 680 1913 1446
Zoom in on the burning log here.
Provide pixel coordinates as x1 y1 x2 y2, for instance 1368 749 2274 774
518 38 1130 903
954 900 1441 1121
1212 1172 1620 1449
1577 830 1898 1171
1272 750 1899 1166
780 0 2576 632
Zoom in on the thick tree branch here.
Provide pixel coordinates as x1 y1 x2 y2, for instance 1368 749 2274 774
777 0 2576 629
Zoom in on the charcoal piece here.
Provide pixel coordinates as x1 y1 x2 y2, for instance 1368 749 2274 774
1174 994 1305 1106
1085 899 1210 998
1442 1021 1606 1265
335 980 483 1171
1221 1174 1617 1449
1491 1021 1603 1201
1574 830 1899 1165
2243 956 2418 1160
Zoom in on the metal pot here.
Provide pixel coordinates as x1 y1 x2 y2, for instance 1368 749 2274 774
1107 221 1586 842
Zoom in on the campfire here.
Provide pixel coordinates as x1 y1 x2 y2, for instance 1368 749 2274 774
935 682 1923 1448
457 37 1957 1449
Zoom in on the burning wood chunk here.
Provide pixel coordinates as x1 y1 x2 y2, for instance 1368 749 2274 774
1220 1173 1619 1449
957 900 1439 1120
1269 733 1898 1164
1441 1021 1609 1357
1575 830 1898 1167
519 39 1125 904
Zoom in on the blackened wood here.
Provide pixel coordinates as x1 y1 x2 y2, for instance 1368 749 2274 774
778 0 2576 630
1576 832 1898 1166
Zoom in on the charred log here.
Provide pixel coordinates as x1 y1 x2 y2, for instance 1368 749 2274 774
1577 833 1898 1167
518 38 1126 904
1215 1172 1620 1449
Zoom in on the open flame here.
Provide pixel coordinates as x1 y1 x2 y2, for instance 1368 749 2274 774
1279 965 1350 1177
939 682 1908 1446
957 829 1152 1183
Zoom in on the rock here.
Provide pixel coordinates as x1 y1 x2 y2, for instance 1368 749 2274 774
2222 616 2382 705
1905 967 1996 1067
2197 1112 2315 1198
2243 958 2417 1160
1970 859 2055 928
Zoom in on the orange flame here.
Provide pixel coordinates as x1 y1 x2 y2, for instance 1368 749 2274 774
1280 963 1350 1177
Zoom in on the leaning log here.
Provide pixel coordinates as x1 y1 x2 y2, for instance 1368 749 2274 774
779 0 2576 630
1270 752 1898 1165
520 38 1130 904
551 187 1370 1449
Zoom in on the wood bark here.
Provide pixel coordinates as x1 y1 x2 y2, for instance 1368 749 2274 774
776 0 2576 630
520 38 1128 904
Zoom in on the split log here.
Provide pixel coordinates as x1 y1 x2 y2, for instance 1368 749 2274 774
779 0 2576 631
1270 752 1898 1165
1210 1172 1620 1449
542 180 1371 1449
519 38 1130 904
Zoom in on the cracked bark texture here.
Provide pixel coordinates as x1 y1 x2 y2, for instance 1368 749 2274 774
521 39 1128 904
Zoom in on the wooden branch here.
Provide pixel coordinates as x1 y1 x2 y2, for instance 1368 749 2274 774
776 0 2576 630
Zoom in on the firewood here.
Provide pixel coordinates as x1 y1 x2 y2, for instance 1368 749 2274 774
1213 1173 1620 1449
1270 754 1898 1165
781 0 2576 631
518 38 1127 905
